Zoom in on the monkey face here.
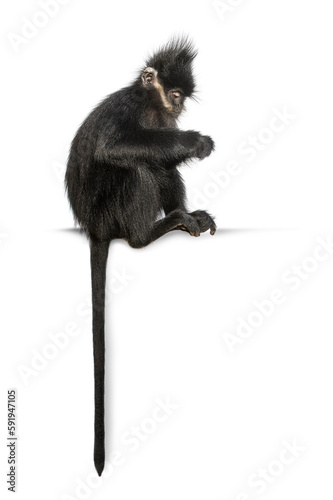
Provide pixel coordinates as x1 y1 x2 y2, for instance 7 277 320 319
166 88 186 113
141 66 186 115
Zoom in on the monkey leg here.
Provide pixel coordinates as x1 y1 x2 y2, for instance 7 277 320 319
161 169 187 215
128 209 201 248
188 210 217 235
160 174 216 235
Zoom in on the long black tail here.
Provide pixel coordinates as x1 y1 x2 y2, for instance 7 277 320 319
90 238 110 476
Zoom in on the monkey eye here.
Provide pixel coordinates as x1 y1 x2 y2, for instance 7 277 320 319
172 91 181 99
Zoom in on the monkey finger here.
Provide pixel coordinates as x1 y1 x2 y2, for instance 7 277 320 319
210 223 217 235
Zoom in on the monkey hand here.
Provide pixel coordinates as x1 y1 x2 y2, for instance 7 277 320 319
195 135 215 160
189 210 216 235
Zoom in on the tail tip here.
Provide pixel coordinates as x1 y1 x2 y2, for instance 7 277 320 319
94 459 105 476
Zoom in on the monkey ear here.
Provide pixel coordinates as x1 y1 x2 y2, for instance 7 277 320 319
141 67 158 87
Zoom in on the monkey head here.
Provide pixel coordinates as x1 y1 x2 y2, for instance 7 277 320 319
140 37 197 117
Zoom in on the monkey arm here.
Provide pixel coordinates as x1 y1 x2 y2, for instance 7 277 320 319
95 129 214 167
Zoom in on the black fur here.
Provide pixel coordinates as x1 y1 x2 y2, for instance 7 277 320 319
65 36 216 476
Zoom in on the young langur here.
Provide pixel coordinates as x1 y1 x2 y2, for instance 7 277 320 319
65 37 216 476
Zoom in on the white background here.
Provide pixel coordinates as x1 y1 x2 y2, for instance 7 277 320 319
1 0 333 499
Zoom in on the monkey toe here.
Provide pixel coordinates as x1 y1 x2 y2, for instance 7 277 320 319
184 215 201 236
210 222 217 235
176 223 200 237
173 213 201 237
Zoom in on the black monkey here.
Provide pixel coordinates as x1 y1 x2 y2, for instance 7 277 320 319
65 37 216 476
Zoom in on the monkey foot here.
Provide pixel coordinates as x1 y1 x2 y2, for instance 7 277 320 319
188 210 216 236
